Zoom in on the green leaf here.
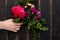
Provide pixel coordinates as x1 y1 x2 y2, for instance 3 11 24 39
28 26 30 30
25 6 31 11
18 0 23 3
40 18 46 22
39 28 43 30
40 18 46 24
32 28 38 40
35 22 42 29
18 0 34 6
42 27 48 31
13 18 19 23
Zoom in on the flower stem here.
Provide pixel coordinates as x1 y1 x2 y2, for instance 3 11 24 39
32 28 38 40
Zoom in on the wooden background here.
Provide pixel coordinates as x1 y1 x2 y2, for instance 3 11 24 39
0 0 60 40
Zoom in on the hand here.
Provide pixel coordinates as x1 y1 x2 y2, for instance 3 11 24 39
1 19 22 32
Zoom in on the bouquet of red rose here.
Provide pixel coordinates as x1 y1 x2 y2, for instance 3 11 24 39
11 0 48 40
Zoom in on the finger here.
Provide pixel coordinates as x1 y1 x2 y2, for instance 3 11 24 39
6 19 13 22
12 30 17 32
15 28 20 30
9 29 17 32
16 26 21 30
15 23 23 26
15 26 21 28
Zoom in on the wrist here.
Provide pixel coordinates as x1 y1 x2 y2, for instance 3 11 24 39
0 21 4 29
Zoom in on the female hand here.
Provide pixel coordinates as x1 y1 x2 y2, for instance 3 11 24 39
0 19 22 32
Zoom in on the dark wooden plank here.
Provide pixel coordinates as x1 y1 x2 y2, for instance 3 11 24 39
7 0 16 19
52 0 57 40
52 0 60 40
40 0 50 40
18 25 27 40
0 30 7 40
0 0 7 40
0 0 7 20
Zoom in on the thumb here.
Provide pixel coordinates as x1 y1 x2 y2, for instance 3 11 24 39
7 19 13 21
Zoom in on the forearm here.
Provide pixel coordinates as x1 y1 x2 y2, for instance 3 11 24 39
0 21 4 29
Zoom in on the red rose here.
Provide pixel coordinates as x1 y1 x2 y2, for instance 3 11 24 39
11 6 25 19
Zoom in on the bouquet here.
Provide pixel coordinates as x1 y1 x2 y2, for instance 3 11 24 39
11 0 48 40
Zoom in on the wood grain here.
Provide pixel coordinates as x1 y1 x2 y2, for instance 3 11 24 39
0 0 59 40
